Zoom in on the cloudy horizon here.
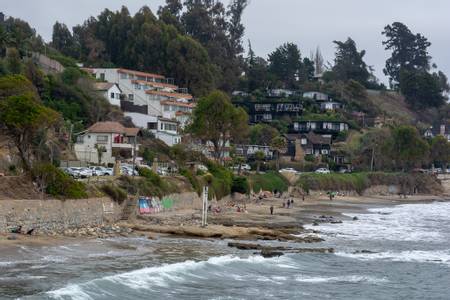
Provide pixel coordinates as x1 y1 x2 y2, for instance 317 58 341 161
2 0 449 84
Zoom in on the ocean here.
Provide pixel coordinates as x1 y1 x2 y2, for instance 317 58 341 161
1 201 450 300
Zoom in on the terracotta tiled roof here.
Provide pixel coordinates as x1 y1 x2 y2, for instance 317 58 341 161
93 82 118 91
146 90 193 100
161 100 195 108
118 68 165 80
87 122 139 136
124 128 140 137
131 79 178 90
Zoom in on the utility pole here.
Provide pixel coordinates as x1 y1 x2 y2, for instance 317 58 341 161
201 185 209 227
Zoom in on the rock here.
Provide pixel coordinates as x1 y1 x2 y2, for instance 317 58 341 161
7 235 17 240
312 222 319 226
353 217 359 221
260 249 284 258
228 242 264 250
353 250 377 254
330 220 343 224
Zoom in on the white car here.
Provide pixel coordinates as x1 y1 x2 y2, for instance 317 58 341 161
121 166 138 176
232 164 251 171
70 167 93 178
89 166 113 176
279 168 299 174
315 168 331 174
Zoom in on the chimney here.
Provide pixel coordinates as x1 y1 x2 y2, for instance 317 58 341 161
440 125 446 136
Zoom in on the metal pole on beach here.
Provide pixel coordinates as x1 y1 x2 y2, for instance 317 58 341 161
201 185 209 227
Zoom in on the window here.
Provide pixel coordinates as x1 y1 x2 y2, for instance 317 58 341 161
301 138 307 145
164 105 170 111
110 92 115 99
322 149 329 155
120 73 127 79
96 135 108 144
128 94 134 101
148 122 157 130
134 84 141 90
99 73 105 81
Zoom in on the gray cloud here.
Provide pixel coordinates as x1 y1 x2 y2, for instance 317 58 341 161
2 0 449 83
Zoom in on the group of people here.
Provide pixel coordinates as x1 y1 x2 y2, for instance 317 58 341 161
283 199 294 209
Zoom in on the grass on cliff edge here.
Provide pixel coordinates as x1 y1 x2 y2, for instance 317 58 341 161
249 172 289 193
297 172 442 195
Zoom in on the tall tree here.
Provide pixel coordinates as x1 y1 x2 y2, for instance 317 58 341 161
331 38 371 86
382 22 431 85
430 135 450 169
311 46 324 76
158 0 184 31
268 43 302 89
188 90 249 161
270 136 287 171
245 40 269 92
399 69 445 109
0 93 60 170
51 22 77 57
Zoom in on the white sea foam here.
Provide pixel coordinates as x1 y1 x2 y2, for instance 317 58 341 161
337 250 450 266
308 202 450 242
295 275 388 284
46 255 286 298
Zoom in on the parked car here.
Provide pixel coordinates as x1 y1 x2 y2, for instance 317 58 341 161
121 166 138 176
232 164 251 171
157 167 168 176
315 168 331 174
339 167 352 174
89 166 113 176
279 168 299 174
66 167 81 178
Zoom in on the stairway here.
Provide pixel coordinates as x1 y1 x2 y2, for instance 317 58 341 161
121 198 137 221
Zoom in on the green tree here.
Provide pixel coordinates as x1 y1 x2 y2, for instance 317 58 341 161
387 125 429 171
268 42 302 89
254 150 265 174
331 38 371 86
51 22 78 57
249 124 279 146
358 128 392 171
188 90 249 162
270 136 287 171
5 47 22 74
430 135 450 169
0 93 60 170
399 69 445 109
382 22 431 85
245 40 269 92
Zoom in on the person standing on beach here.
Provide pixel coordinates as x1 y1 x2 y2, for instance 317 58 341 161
270 205 274 215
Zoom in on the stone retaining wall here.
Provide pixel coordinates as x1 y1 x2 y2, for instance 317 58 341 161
0 198 123 234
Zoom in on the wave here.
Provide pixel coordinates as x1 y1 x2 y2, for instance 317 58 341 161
45 255 287 299
295 275 388 284
308 201 450 242
337 250 450 266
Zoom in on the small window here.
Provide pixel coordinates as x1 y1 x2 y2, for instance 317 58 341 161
128 94 134 101
147 122 157 130
99 73 105 81
96 135 108 143
301 138 307 145
110 92 115 99
120 73 127 79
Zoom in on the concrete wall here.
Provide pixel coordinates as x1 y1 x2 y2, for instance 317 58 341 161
0 198 124 234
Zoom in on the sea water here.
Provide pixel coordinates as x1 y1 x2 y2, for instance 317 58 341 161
1 201 450 299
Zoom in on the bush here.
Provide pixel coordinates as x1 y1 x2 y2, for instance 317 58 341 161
32 163 87 199
101 184 127 203
206 161 234 200
180 168 202 196
249 172 289 193
232 176 249 194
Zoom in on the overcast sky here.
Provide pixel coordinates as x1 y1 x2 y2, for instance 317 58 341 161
2 0 449 83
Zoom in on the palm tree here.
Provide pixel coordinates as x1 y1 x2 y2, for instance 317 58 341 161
255 151 265 174
95 144 106 165
270 136 287 171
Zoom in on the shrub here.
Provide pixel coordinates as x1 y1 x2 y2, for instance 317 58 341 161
180 168 202 196
101 184 127 203
249 172 289 193
32 163 87 199
206 161 234 200
232 176 249 194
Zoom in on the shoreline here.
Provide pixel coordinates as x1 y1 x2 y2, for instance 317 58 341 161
0 194 448 249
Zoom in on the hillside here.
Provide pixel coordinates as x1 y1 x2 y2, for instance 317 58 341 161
367 90 417 124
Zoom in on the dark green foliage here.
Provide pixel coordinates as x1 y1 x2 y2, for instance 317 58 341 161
180 168 202 196
430 135 450 168
101 184 127 203
268 43 304 89
231 176 249 194
330 38 371 87
399 69 445 109
249 124 279 146
383 22 431 84
249 171 289 193
32 163 87 199
206 161 234 200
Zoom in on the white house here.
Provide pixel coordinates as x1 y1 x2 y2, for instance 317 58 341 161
124 112 182 147
320 101 343 111
303 91 329 101
93 82 122 107
74 122 140 165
